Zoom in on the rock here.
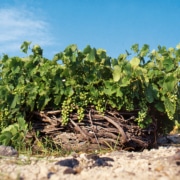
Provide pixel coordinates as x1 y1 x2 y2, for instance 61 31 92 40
0 145 18 157
63 167 76 174
157 134 180 145
55 158 79 168
166 134 180 144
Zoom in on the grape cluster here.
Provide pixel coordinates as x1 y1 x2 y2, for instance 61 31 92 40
168 94 177 103
77 106 84 122
61 97 73 125
125 99 134 111
77 91 91 121
61 91 91 124
0 108 9 130
79 92 88 105
166 93 177 120
95 98 105 114
136 98 148 125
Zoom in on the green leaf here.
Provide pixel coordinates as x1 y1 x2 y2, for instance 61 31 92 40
17 117 27 130
131 44 139 53
53 52 63 61
12 133 21 142
87 48 96 62
123 62 132 75
64 44 77 56
145 85 156 103
64 86 74 96
118 54 127 63
97 48 106 59
3 124 19 135
120 76 131 87
116 90 123 97
32 45 43 56
0 131 12 145
103 88 115 96
111 58 118 66
163 58 174 72
176 43 180 49
20 41 31 54
10 94 20 109
130 57 140 68
140 44 149 57
83 45 96 62
83 45 91 54
162 74 177 92
112 65 122 82
146 61 155 69
176 49 180 56
164 98 176 117
69 44 77 52
54 94 62 105
90 88 99 98
154 101 165 112
103 83 116 96
37 96 51 110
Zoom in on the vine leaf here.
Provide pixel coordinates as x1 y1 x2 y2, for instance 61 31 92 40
20 41 31 54
163 75 176 92
176 43 180 49
112 65 121 82
130 57 140 69
163 58 174 72
140 44 149 57
145 85 156 103
0 131 12 145
131 44 139 53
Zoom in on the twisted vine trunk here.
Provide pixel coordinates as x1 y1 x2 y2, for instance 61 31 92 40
28 107 158 152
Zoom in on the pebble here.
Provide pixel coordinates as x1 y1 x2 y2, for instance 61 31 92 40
0 145 18 157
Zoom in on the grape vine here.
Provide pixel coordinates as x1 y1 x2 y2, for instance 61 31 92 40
0 41 179 148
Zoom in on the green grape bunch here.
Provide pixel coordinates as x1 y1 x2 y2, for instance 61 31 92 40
136 98 148 127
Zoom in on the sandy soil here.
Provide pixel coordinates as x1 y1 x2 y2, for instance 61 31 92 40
0 144 180 180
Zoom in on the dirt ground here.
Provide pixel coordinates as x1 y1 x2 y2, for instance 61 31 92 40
0 134 180 180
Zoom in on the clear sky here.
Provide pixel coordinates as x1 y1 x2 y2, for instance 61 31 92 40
0 0 180 59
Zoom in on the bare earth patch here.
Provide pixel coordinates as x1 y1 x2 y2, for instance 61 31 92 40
0 143 180 180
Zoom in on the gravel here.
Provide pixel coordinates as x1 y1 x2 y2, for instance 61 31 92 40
0 146 179 180
0 135 180 180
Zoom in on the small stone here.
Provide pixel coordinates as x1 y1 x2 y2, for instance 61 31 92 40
94 158 109 166
0 145 18 157
167 134 180 143
94 157 114 167
63 167 76 174
79 153 87 160
55 158 79 168
127 153 134 158
47 172 55 179
173 149 180 161
86 153 99 160
18 154 29 161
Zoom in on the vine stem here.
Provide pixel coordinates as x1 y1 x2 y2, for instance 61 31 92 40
95 115 128 143
89 110 101 148
69 118 89 140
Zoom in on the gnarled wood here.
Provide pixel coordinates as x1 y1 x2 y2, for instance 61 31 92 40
29 107 157 152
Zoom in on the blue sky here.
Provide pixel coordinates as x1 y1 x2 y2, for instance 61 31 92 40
0 0 180 59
